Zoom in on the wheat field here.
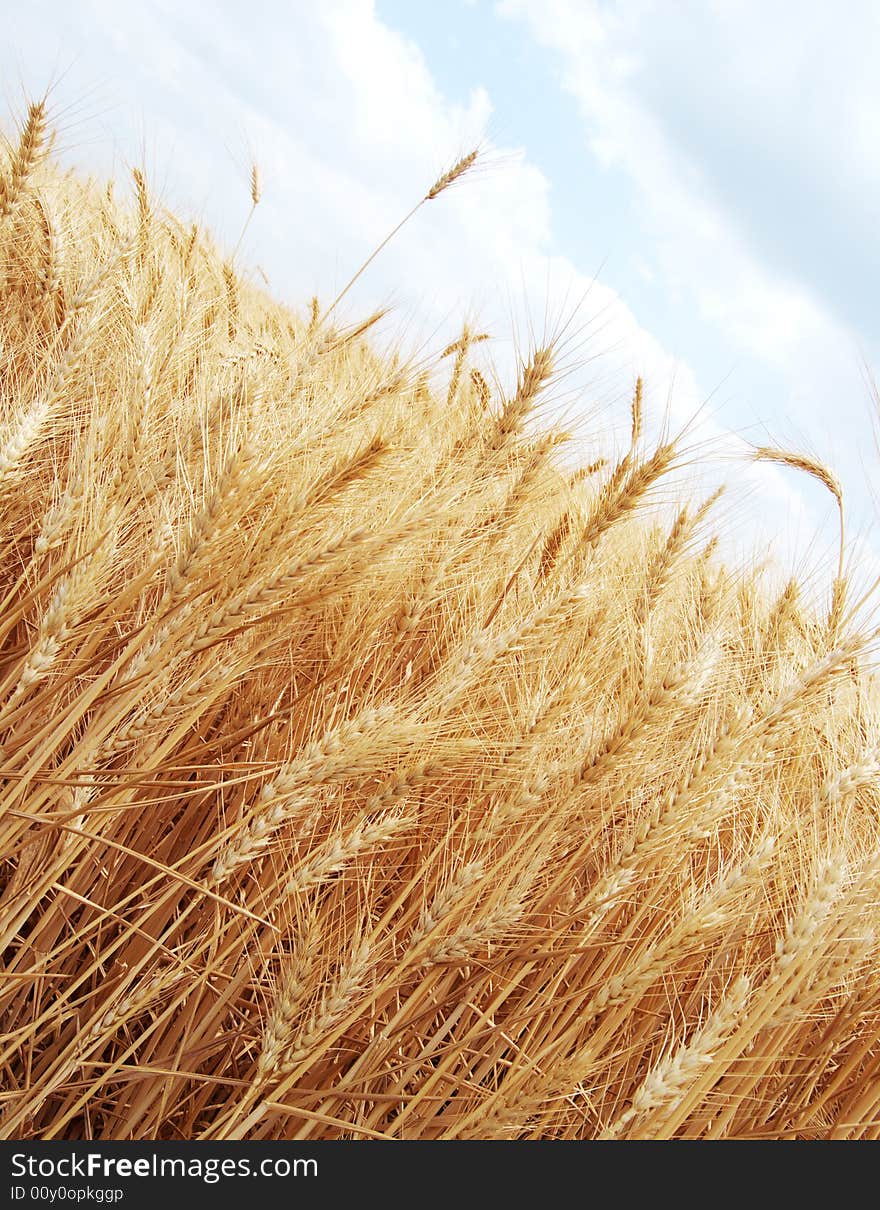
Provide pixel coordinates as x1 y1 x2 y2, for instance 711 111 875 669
2 100 880 1141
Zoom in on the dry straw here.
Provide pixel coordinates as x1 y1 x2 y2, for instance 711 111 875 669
1 102 880 1141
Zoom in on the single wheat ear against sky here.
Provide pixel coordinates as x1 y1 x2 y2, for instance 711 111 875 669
2 98 880 1140
2 0 879 585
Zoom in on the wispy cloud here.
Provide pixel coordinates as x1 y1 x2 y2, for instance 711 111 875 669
497 0 879 571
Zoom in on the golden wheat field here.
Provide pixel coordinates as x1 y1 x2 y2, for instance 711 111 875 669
2 99 880 1141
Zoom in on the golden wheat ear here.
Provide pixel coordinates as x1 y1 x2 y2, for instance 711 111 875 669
752 445 847 637
323 145 482 319
0 98 48 225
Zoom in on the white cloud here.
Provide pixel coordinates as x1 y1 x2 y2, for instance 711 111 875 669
497 0 860 365
497 0 878 552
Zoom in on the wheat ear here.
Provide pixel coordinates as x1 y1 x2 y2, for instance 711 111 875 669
0 100 48 224
602 975 751 1138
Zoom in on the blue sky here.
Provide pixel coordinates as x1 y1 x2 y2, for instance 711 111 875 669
3 0 879 587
